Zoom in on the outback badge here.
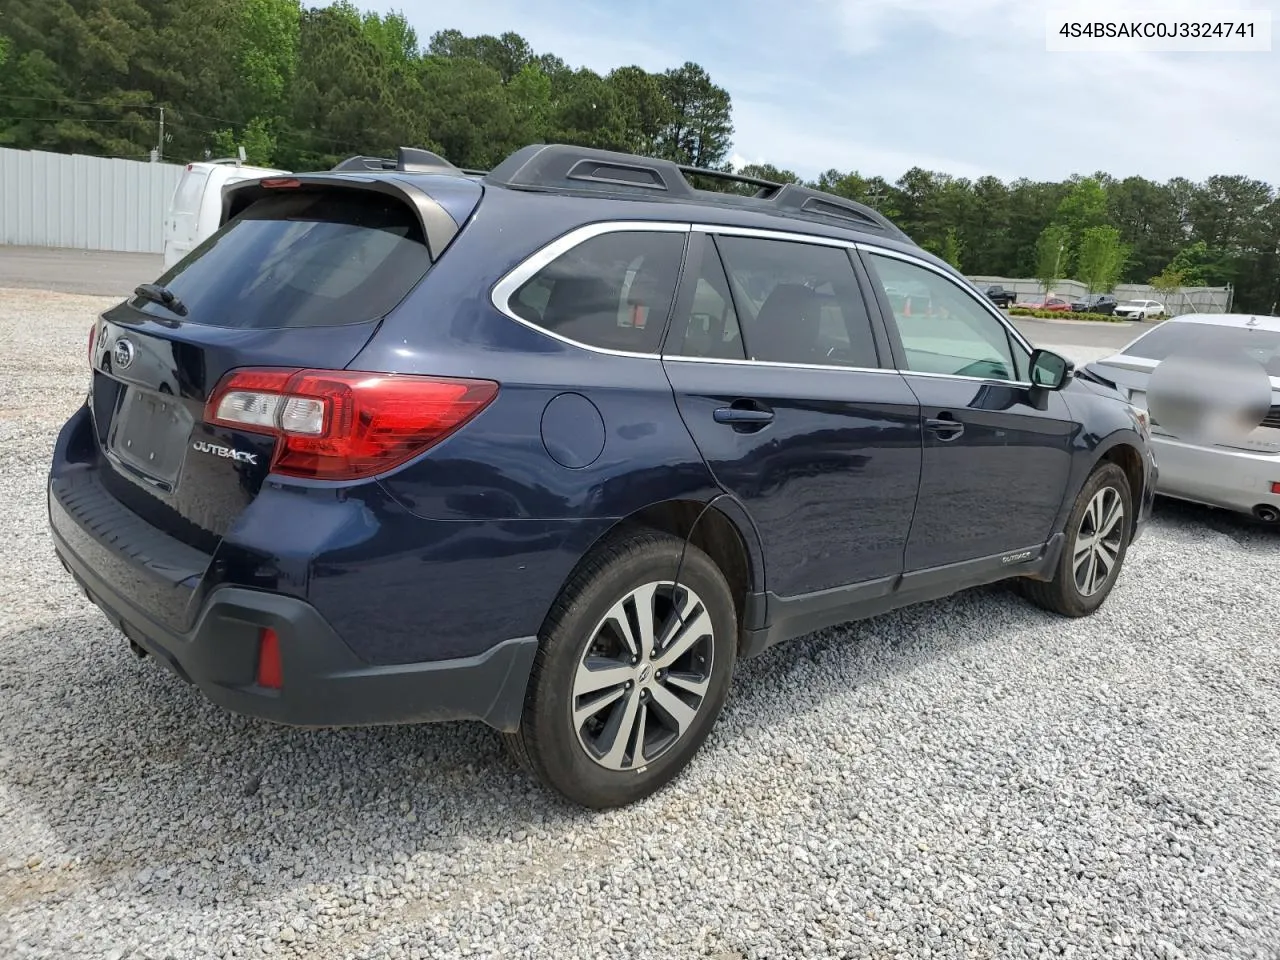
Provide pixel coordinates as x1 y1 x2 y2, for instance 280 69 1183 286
191 440 258 465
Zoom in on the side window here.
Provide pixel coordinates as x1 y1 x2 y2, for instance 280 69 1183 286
714 236 879 368
866 253 1026 381
508 230 685 353
667 238 747 360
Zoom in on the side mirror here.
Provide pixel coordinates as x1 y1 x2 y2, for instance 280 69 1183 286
1029 348 1072 390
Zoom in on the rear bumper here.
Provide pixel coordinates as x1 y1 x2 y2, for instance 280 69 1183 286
1150 435 1279 517
49 500 537 732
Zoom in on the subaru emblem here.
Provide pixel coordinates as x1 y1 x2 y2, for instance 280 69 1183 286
114 337 136 370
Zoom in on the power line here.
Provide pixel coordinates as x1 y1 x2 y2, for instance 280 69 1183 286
2 94 162 110
0 115 152 124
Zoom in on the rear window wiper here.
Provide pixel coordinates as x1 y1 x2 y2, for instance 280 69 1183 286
133 283 189 317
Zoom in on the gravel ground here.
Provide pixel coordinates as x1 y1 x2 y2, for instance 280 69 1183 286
2 287 1279 960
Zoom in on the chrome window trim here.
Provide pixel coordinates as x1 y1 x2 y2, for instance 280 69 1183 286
488 219 1043 390
691 223 857 249
662 354 897 376
904 369 1036 388
489 220 691 360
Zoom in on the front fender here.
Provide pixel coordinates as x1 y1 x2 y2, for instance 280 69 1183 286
1056 380 1156 534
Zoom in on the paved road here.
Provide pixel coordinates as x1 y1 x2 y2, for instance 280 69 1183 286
1011 315 1138 352
0 246 164 298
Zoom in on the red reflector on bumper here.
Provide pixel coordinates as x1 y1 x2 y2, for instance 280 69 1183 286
257 628 283 689
1271 482 1280 495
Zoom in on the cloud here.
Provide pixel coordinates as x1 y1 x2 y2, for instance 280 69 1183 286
364 0 1280 185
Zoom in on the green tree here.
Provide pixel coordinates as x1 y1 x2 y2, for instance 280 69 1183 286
427 29 533 84
549 67 626 151
940 228 963 269
655 62 733 168
1148 267 1185 306
1076 226 1128 292
414 55 519 168
1166 240 1233 287
607 66 671 155
1035 224 1071 296
507 62 552 144
236 0 301 120
1052 176 1110 275
211 116 276 164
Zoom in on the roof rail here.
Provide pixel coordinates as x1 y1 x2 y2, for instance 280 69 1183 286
331 147 463 175
484 144 910 241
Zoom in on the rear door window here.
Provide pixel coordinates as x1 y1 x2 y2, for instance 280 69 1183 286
713 236 879 368
509 230 686 353
665 238 746 360
145 191 432 328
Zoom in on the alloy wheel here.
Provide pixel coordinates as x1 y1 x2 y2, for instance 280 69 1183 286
571 581 715 771
1074 486 1126 597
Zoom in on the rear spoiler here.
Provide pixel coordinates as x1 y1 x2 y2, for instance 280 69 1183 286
219 174 473 262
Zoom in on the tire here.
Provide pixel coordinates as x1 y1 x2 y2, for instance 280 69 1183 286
1021 462 1133 618
504 530 737 809
1138 312 1146 321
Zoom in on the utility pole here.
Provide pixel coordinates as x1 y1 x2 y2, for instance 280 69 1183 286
157 106 164 162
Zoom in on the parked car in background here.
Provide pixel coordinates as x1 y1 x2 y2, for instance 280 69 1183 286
1114 299 1165 320
1018 297 1074 312
1082 312 1280 524
1072 294 1118 315
983 285 1017 308
162 156 288 268
50 143 1157 810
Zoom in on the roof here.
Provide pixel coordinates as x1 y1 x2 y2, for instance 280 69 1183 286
1164 312 1280 331
324 143 916 248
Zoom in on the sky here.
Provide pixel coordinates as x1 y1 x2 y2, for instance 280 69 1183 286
356 0 1280 186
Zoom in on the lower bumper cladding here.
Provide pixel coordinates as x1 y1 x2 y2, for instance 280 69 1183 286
51 524 537 732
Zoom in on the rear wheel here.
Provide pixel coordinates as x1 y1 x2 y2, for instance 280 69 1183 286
1021 462 1132 617
504 531 737 809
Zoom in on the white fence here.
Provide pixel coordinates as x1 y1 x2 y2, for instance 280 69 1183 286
968 275 1232 314
0 147 182 254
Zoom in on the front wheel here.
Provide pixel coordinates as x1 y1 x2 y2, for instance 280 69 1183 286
1138 312 1146 321
504 531 737 809
1021 462 1133 617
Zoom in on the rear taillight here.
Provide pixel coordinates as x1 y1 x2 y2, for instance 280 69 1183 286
205 368 499 481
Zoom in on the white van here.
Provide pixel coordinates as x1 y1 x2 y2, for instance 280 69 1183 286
162 157 288 268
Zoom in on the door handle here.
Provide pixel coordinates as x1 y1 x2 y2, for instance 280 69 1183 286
713 401 774 430
925 414 965 441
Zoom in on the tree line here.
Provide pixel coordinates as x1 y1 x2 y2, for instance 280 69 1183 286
1 0 1277 313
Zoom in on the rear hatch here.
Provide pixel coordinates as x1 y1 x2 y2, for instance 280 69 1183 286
1086 320 1280 452
88 180 477 559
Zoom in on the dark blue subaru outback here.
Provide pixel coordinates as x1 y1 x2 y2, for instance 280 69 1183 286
49 144 1156 809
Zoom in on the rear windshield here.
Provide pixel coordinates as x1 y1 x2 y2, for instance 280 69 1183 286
145 191 430 328
1123 321 1280 376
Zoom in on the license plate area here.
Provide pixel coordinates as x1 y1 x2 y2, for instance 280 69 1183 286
106 388 193 490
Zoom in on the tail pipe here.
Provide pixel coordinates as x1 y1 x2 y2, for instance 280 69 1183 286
1254 504 1280 524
